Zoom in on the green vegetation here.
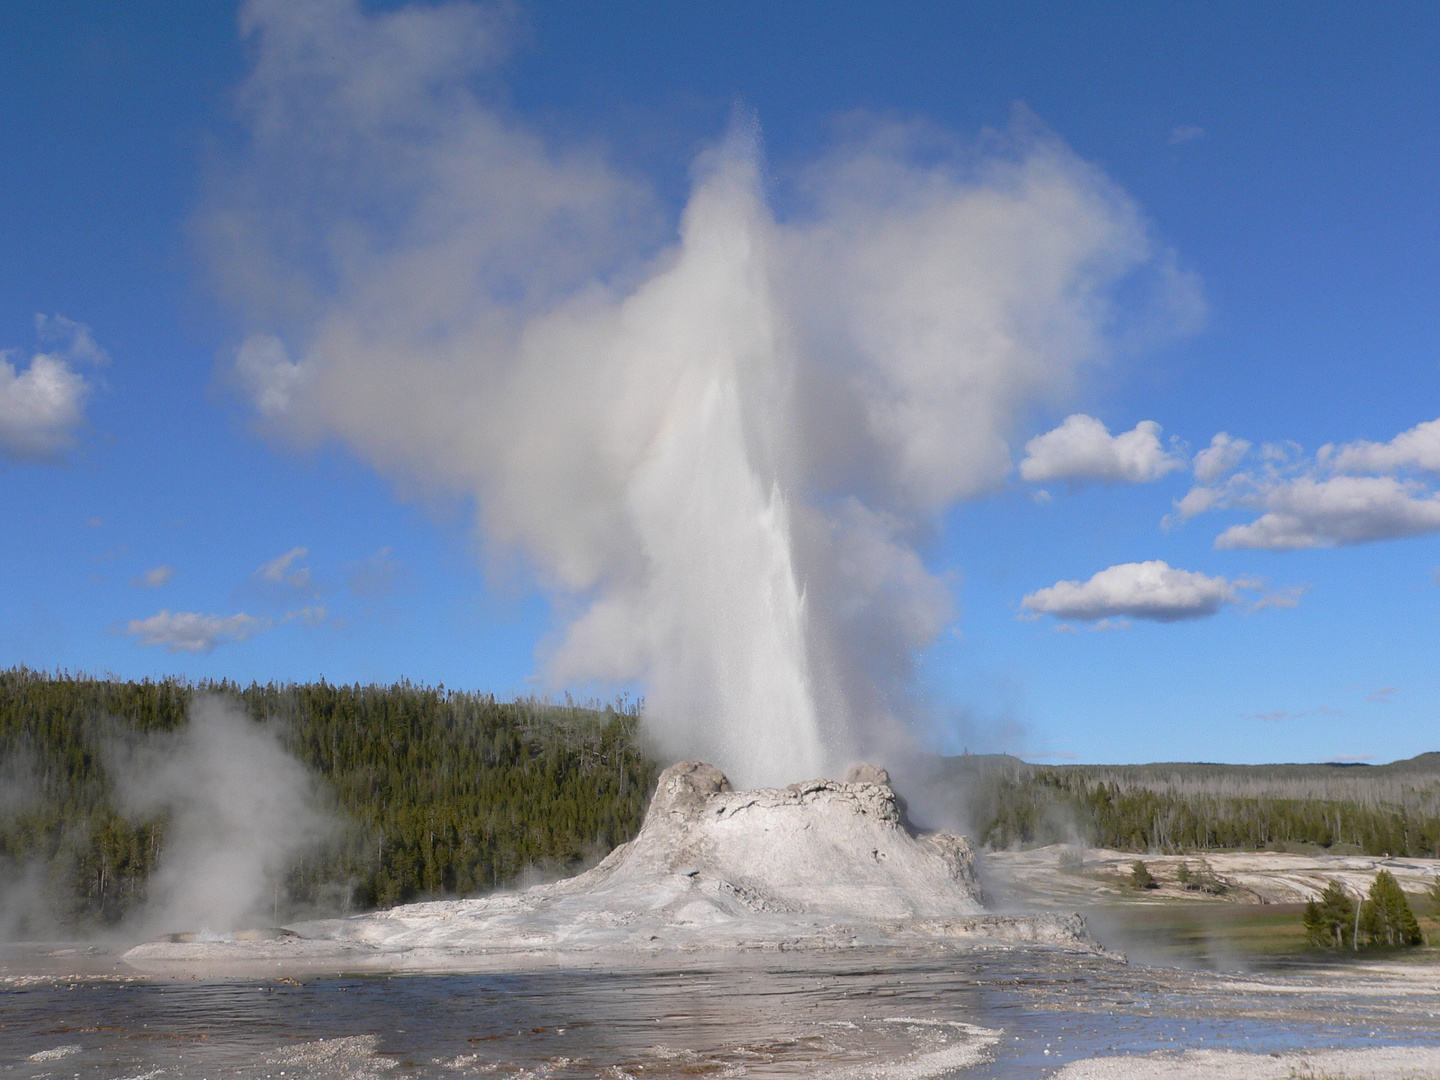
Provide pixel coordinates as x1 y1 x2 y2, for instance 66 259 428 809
1303 872 1424 949
1174 859 1227 894
0 669 659 932
1359 869 1423 947
1129 859 1158 889
943 753 1440 857
1091 901 1314 967
1303 880 1356 948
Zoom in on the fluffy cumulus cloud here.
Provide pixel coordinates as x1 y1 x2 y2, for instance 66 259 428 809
1018 414 1184 485
206 0 1200 784
1322 418 1440 475
125 610 266 653
1213 475 1440 550
0 315 105 461
1192 432 1250 483
1021 560 1246 622
1173 418 1440 550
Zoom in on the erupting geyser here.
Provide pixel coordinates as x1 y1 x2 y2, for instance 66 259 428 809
215 0 1196 788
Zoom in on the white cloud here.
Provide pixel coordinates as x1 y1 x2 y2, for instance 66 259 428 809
1173 416 1440 549
1021 560 1244 622
1089 617 1131 632
1323 417 1440 475
1193 431 1250 482
1249 583 1309 610
0 316 104 461
234 334 306 419
1018 414 1184 485
282 604 329 627
130 565 175 588
256 546 311 589
1367 686 1399 704
1169 126 1205 145
205 0 1202 786
125 611 267 653
1213 475 1440 549
36 314 108 364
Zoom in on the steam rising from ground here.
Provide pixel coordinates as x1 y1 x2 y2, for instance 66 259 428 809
108 697 331 935
211 0 1199 785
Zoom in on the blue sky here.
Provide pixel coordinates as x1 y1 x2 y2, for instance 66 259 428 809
1 1 1437 769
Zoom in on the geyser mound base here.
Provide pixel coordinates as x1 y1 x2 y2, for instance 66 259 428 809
124 762 1101 973
583 760 984 919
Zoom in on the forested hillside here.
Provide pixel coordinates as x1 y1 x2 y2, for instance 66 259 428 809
0 669 658 932
947 753 1440 857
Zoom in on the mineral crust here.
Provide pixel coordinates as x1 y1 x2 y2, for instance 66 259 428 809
124 761 1100 972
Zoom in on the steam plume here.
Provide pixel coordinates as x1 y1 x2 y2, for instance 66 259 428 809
209 0 1198 785
108 697 330 934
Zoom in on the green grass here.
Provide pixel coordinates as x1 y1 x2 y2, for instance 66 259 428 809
1086 896 1440 970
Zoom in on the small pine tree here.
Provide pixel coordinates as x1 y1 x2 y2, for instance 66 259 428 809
1130 860 1158 889
1428 875 1440 908
1191 858 1228 895
1176 862 1192 886
1359 870 1423 947
1303 880 1355 948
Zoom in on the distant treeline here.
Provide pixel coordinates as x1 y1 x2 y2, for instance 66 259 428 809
949 754 1440 857
0 669 659 931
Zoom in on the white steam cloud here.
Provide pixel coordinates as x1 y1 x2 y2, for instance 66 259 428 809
208 0 1198 785
108 697 332 934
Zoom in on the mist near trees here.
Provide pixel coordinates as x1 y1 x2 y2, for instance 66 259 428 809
0 670 655 936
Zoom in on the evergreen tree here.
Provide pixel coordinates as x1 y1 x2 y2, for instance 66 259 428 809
1302 879 1354 947
1129 860 1157 889
1359 869 1423 947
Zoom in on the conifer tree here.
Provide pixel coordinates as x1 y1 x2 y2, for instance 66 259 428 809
1302 879 1354 947
1359 869 1423 947
1129 860 1157 889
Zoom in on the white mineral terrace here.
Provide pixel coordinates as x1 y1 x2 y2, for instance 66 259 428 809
123 761 1095 972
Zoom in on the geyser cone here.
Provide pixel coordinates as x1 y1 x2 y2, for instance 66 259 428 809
561 760 983 920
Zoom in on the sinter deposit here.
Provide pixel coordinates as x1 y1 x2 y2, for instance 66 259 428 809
125 762 1095 971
